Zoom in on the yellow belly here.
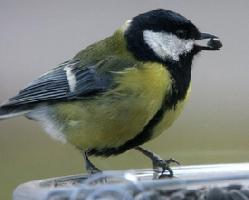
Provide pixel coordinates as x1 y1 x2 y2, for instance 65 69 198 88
53 62 173 150
151 86 191 139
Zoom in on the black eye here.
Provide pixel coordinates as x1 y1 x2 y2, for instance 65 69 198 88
175 30 187 39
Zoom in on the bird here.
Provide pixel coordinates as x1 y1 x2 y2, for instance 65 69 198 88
0 9 222 176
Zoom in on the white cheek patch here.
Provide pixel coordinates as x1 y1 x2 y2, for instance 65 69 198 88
143 30 194 61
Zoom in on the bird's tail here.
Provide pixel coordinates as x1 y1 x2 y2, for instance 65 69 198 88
0 105 31 120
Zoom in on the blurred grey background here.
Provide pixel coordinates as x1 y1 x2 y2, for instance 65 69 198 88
0 0 249 199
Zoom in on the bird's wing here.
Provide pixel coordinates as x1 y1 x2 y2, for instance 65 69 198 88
2 57 136 107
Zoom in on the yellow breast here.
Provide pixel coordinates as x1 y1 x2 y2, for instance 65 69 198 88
53 62 172 150
151 86 191 139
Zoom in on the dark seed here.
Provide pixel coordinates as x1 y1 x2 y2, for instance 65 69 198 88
208 38 223 49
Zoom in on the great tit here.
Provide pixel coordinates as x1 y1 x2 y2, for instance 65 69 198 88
0 9 222 176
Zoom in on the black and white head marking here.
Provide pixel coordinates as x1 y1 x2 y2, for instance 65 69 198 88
143 30 194 61
124 9 201 64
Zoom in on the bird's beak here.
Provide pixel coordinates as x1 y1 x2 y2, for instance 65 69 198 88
195 32 222 50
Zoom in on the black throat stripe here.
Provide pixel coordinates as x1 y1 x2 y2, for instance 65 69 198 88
88 100 167 157
88 60 192 157
88 26 198 157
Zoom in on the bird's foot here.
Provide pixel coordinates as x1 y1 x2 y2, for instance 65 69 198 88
135 146 180 177
152 157 180 177
86 161 102 175
81 150 102 175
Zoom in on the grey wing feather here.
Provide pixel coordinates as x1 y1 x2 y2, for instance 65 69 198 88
2 59 113 107
70 62 112 98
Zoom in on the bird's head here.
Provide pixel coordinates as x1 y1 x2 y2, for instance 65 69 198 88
124 9 222 66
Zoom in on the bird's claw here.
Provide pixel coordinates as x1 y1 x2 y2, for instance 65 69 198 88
87 166 102 175
153 158 180 177
82 150 102 175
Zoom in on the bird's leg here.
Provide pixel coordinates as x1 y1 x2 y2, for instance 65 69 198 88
134 146 180 177
81 150 101 174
